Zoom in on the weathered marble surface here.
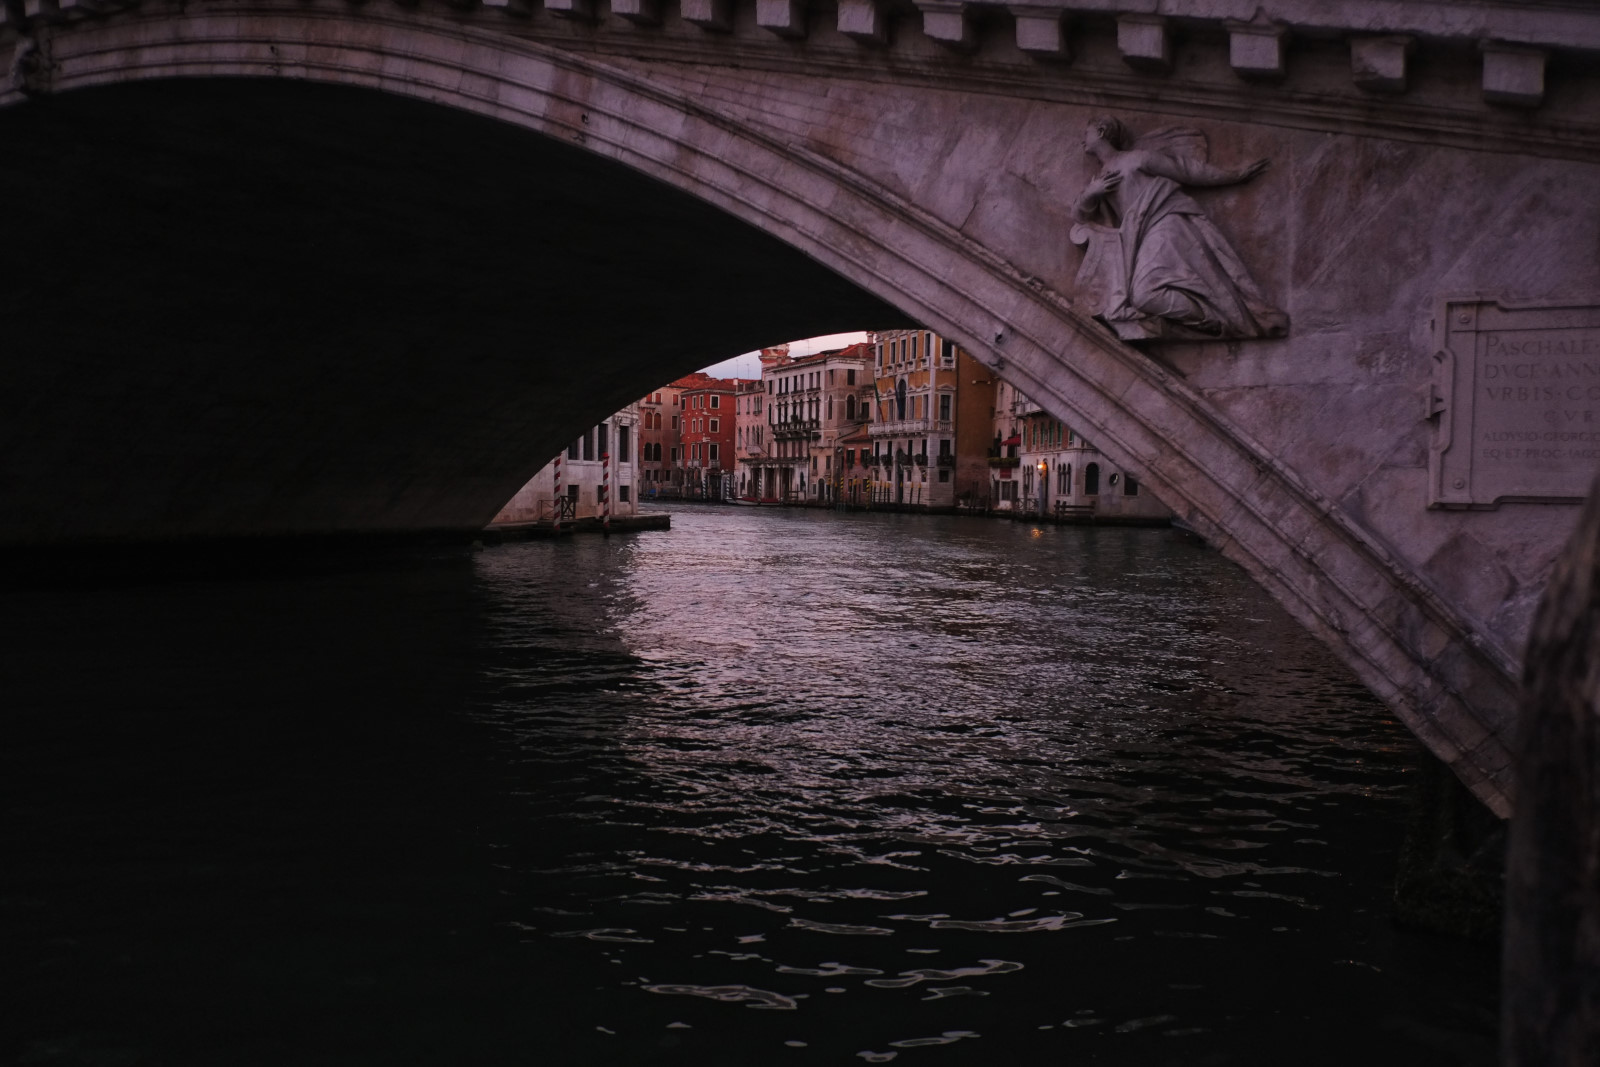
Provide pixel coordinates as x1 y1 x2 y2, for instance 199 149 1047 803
1505 473 1600 1066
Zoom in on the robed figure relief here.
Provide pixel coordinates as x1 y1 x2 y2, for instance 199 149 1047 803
1071 116 1288 342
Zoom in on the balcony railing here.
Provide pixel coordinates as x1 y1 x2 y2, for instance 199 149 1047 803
874 419 929 436
936 454 955 468
988 456 1020 469
773 417 821 438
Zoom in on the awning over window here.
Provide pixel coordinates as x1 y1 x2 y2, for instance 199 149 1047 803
1001 434 1021 446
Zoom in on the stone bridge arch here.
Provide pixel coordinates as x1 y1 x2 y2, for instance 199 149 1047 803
6 1 1600 815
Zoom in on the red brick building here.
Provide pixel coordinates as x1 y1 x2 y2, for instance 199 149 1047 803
676 373 742 500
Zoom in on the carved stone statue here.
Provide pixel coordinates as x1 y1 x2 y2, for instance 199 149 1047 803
1070 116 1288 343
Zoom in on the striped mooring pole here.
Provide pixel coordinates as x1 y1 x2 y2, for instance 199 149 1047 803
601 451 611 535
552 453 563 534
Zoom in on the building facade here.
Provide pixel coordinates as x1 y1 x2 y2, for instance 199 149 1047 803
835 425 875 506
743 343 873 503
868 329 995 509
679 374 742 500
638 386 682 498
992 379 1171 522
492 403 641 523
733 376 767 498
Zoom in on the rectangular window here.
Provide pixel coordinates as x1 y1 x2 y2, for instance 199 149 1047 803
583 429 595 461
598 424 608 457
618 425 630 462
671 415 679 430
941 339 954 364
939 469 950 482
709 443 719 463
846 449 855 466
670 446 678 462
710 418 719 432
939 438 951 456
847 369 856 385
711 395 720 409
619 485 630 502
567 438 580 461
568 484 579 502
939 394 951 421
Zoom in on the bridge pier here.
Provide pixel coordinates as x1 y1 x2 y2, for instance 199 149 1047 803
1504 476 1600 1067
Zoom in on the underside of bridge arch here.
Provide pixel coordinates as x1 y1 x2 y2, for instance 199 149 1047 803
0 77 908 545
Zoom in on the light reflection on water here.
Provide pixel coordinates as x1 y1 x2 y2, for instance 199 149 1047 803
470 506 1497 1064
0 505 1497 1066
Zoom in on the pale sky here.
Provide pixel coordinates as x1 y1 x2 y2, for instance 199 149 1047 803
699 332 870 380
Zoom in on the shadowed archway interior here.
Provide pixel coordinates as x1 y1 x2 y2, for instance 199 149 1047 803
0 78 907 545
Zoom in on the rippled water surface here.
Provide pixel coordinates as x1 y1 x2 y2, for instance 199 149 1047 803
4 506 1496 1065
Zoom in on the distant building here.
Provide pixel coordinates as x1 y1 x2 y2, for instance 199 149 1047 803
993 379 1171 521
733 376 768 498
638 386 682 497
869 329 995 509
492 403 641 523
835 424 875 506
744 343 873 502
679 374 742 500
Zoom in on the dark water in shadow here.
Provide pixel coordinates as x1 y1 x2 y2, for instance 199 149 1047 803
2 507 1496 1065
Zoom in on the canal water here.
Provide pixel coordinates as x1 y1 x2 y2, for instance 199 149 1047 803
3 506 1497 1065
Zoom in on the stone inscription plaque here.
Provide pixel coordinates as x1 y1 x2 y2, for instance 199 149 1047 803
1430 297 1600 508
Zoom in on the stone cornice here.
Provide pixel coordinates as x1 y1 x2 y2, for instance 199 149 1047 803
1037 1 1600 54
5 0 1600 162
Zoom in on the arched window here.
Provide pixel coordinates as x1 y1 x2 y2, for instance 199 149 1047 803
847 395 857 420
1085 463 1100 496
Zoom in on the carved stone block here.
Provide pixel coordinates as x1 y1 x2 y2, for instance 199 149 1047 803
1226 21 1286 81
1009 5 1068 60
1116 15 1169 74
918 1 974 52
545 0 596 21
1429 296 1600 508
1481 44 1546 107
837 0 885 45
611 0 662 26
755 0 805 39
1350 35 1412 94
681 0 733 32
